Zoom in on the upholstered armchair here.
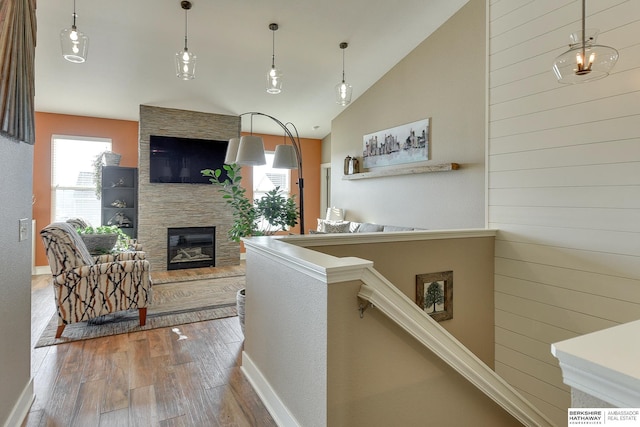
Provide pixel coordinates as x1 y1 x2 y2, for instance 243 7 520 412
40 222 152 338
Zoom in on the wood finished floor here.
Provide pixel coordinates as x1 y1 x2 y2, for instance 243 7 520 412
24 269 276 427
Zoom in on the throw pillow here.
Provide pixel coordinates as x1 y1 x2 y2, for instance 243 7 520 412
317 219 351 233
357 223 384 232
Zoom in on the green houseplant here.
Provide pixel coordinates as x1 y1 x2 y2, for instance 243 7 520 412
76 224 129 254
201 163 298 240
202 163 299 333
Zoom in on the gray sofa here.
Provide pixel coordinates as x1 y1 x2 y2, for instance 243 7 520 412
312 218 417 234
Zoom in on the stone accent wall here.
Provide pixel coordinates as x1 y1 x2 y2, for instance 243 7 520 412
138 105 240 271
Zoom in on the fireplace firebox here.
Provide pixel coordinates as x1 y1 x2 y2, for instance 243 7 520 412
167 227 215 270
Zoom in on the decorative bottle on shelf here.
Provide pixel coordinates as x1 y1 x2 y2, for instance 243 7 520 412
344 155 352 175
349 156 360 174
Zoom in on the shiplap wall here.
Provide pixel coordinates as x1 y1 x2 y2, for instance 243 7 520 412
488 0 640 424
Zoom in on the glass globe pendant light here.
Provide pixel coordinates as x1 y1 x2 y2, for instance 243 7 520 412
266 23 283 94
552 0 619 84
60 0 89 63
335 42 352 106
176 1 196 80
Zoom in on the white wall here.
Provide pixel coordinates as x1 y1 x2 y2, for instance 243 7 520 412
488 0 640 425
330 0 486 230
0 136 34 425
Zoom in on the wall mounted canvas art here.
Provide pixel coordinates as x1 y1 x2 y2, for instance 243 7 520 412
363 118 430 168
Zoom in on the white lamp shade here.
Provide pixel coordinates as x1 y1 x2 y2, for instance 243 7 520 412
60 27 89 63
326 207 345 221
236 135 266 166
224 137 240 164
272 144 297 169
176 50 197 80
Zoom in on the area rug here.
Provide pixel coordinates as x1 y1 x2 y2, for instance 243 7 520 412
35 274 245 348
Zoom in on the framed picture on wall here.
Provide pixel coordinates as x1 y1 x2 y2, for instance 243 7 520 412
362 118 430 168
416 270 453 322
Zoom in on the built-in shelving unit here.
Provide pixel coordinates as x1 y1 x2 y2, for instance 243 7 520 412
342 163 459 180
101 166 138 238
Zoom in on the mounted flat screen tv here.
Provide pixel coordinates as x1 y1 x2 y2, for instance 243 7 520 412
149 135 229 184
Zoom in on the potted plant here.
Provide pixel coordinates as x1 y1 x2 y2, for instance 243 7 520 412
93 151 121 199
76 224 130 254
202 163 299 333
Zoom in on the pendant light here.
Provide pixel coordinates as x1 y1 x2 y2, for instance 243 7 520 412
176 1 196 80
335 42 352 106
266 23 283 94
552 0 618 84
60 0 89 63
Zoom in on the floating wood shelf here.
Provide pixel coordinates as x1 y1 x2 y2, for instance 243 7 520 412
342 163 459 180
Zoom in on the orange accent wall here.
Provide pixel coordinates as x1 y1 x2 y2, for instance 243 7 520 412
33 112 139 267
240 132 322 237
33 113 322 267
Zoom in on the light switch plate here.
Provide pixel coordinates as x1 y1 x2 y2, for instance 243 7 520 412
19 218 29 242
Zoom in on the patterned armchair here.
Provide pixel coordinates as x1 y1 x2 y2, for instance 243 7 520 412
40 222 152 338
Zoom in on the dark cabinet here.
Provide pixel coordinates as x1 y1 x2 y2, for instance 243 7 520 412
101 166 138 239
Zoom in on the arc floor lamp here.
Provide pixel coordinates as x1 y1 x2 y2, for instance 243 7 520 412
224 112 305 234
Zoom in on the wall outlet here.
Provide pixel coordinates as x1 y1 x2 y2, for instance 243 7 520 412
19 218 29 242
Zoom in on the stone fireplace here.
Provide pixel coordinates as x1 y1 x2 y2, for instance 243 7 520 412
138 105 241 271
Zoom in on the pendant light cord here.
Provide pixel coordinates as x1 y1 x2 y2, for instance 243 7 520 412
72 0 77 27
342 48 346 83
581 0 586 60
271 27 276 68
184 8 189 51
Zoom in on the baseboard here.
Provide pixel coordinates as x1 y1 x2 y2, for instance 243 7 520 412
3 378 34 427
33 265 51 275
241 352 299 427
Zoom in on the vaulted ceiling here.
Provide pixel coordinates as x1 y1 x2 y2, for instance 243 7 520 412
35 0 468 137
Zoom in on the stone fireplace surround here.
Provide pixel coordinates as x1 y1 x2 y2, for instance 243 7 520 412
138 105 240 272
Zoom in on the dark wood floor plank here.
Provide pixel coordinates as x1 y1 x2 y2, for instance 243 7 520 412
226 367 278 427
99 408 129 427
40 346 84 426
150 355 188 422
71 378 106 426
81 338 112 382
102 351 130 413
159 415 190 427
128 338 153 389
206 383 253 427
146 328 173 359
129 385 159 427
171 362 222 427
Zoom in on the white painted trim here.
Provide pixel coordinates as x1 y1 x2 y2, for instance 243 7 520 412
551 319 640 408
358 268 554 427
3 378 34 427
243 236 373 283
241 352 301 427
33 265 51 275
280 228 497 248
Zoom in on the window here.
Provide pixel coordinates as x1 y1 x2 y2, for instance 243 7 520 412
252 152 290 200
51 135 112 226
253 152 291 231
